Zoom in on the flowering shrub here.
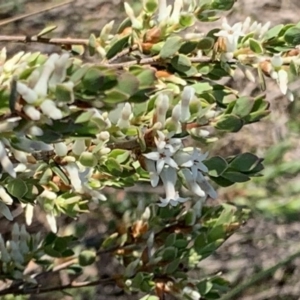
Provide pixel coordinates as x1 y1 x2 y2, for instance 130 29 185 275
0 0 299 298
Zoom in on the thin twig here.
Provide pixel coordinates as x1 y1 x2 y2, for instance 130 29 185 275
0 0 74 27
0 35 88 46
107 45 139 63
0 276 116 296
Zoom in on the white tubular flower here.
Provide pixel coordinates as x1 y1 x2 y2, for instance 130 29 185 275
100 20 114 40
181 168 206 197
46 213 57 233
54 142 68 157
158 0 167 22
271 53 283 69
23 105 41 121
108 103 124 124
0 141 16 178
144 158 160 187
0 186 13 205
180 86 194 122
174 148 208 179
277 69 288 95
143 133 179 174
159 167 188 207
124 2 142 29
169 0 183 24
25 204 34 226
117 102 132 129
242 17 251 33
72 139 86 156
16 82 38 104
27 69 40 88
183 286 201 300
196 172 217 199
34 53 59 97
165 104 181 133
155 94 169 127
64 162 82 192
215 18 243 56
49 53 70 88
40 99 63 120
259 21 271 39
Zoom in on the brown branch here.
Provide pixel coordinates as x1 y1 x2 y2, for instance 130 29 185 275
0 0 74 27
107 45 139 63
0 35 88 46
0 276 116 296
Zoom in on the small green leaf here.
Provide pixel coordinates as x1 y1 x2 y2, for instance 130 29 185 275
104 89 129 104
88 34 97 56
211 0 235 10
222 171 250 183
179 41 198 54
171 54 191 72
215 114 244 132
165 233 176 247
106 35 130 59
144 0 158 13
37 25 57 37
191 82 212 94
204 156 228 177
197 280 213 295
55 84 73 103
159 36 182 59
165 258 181 274
7 179 28 198
263 24 284 40
79 250 96 266
198 37 215 50
194 233 207 252
232 96 254 118
0 202 13 221
82 68 105 93
229 153 262 172
249 38 264 54
161 247 178 261
284 27 300 46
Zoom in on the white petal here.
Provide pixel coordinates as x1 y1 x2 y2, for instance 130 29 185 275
143 151 160 161
150 172 159 187
0 186 13 205
156 158 165 174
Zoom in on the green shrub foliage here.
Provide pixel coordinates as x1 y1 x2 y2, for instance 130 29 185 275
0 0 299 298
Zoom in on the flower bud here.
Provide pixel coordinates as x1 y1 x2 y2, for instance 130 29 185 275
271 53 283 69
23 105 41 121
54 142 68 157
17 82 38 104
40 99 63 119
155 94 169 126
117 102 132 129
72 139 86 156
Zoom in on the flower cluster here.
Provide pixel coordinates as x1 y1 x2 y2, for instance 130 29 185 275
215 17 271 61
143 87 217 207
